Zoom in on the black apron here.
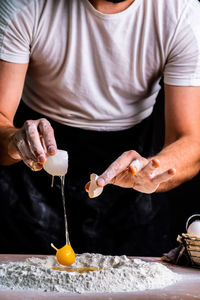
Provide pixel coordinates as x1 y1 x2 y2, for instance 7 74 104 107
0 97 173 256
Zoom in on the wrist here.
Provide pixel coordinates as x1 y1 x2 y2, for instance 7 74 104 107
0 126 21 164
7 128 21 161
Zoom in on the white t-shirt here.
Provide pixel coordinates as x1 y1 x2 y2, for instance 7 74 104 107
0 0 200 131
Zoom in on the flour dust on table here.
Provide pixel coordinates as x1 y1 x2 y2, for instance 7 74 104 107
0 253 180 294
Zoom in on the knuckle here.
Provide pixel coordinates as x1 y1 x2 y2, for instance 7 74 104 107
125 150 137 157
39 118 51 128
39 119 54 134
24 120 34 128
24 120 37 137
40 118 49 124
29 128 37 137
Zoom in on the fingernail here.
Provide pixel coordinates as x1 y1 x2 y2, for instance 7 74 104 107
97 178 105 187
168 168 176 175
48 146 56 155
38 154 46 163
152 159 160 168
129 166 137 175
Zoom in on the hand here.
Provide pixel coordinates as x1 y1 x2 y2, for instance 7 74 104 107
8 118 57 171
96 150 176 194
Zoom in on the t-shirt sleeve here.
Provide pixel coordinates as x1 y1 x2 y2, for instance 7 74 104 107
0 0 35 64
164 0 200 86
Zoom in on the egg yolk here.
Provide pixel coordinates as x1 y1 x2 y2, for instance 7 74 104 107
51 243 76 266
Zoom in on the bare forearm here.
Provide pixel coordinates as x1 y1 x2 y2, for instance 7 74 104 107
0 61 29 165
154 136 200 192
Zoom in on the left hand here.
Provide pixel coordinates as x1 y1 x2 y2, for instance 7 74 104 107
95 150 176 194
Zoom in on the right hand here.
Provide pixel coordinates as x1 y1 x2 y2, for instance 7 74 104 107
96 150 176 194
8 118 57 171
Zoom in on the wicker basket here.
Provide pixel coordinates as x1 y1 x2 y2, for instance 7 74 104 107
181 214 200 267
182 234 200 267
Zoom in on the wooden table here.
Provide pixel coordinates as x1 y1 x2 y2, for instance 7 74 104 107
0 254 200 299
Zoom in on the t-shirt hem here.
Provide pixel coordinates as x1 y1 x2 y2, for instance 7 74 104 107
0 53 29 64
22 99 153 132
164 77 200 86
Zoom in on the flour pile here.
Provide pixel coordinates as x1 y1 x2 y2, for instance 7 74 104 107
0 253 180 294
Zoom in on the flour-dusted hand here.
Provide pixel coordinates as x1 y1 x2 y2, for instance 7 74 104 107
96 150 176 194
8 118 57 171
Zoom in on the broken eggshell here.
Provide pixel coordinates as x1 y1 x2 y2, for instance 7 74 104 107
43 149 68 176
88 173 103 198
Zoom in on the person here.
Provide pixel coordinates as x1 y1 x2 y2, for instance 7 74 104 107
0 0 200 256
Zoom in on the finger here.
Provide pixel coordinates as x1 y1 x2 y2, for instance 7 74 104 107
142 159 160 174
38 119 57 156
26 160 43 171
8 131 33 161
129 158 145 175
97 150 140 187
110 169 132 188
16 137 36 163
15 135 42 170
17 141 42 171
24 120 47 163
152 168 176 185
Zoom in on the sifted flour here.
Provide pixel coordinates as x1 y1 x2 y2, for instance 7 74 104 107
0 253 180 294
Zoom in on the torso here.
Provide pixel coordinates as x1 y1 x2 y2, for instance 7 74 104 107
1 0 199 131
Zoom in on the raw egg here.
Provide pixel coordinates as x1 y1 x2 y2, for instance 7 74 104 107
51 243 76 266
